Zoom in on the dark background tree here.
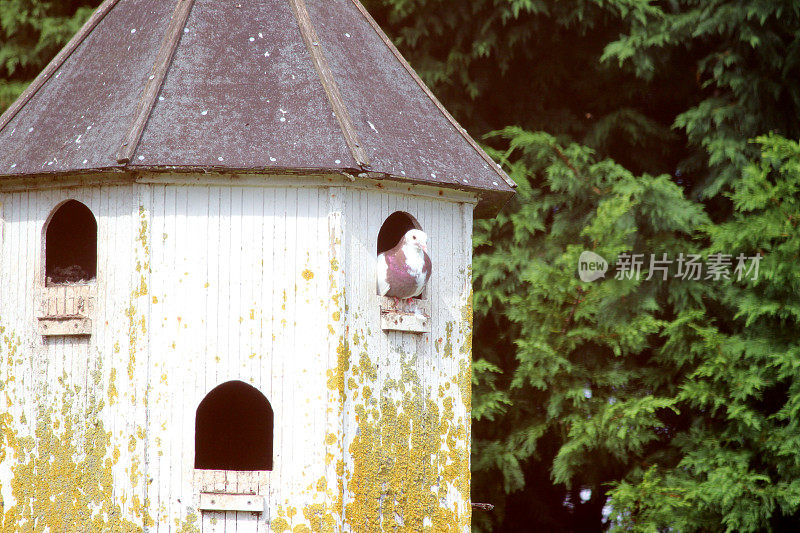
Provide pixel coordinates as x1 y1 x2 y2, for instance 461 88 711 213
3 0 800 531
363 1 800 531
0 0 99 109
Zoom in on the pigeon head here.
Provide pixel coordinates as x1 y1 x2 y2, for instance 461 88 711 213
402 229 428 253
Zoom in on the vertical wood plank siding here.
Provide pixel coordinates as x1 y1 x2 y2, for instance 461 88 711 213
0 181 473 531
338 189 473 530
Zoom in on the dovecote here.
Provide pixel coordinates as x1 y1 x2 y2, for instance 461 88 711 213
0 0 514 530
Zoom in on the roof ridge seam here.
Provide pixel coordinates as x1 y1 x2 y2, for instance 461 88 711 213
0 0 124 135
346 0 517 190
288 0 371 169
116 0 196 164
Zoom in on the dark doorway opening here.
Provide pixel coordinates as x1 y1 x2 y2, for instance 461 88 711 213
195 380 274 471
45 200 97 285
376 211 421 255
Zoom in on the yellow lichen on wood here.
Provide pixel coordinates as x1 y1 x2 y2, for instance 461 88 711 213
344 349 470 532
271 517 291 532
327 337 350 394
174 511 201 533
0 334 142 531
459 290 474 414
444 321 454 359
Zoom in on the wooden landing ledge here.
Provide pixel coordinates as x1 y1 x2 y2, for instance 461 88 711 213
379 296 430 333
38 316 91 336
199 493 264 513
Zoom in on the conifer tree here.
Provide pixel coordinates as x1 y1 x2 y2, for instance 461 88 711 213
472 131 709 530
608 135 800 531
602 0 800 198
0 0 99 111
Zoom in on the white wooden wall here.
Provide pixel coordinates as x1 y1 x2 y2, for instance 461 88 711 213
336 189 474 532
0 178 474 532
146 183 334 531
0 185 150 529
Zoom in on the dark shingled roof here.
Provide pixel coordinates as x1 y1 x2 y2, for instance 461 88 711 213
0 0 515 217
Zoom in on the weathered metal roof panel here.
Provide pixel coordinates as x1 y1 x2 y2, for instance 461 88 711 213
305 0 515 215
0 0 174 175
306 0 503 187
0 0 515 216
132 0 354 170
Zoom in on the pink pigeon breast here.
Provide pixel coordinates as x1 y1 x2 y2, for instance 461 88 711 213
377 230 432 299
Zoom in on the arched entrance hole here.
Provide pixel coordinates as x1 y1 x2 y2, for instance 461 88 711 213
376 211 421 255
44 200 97 285
195 380 274 471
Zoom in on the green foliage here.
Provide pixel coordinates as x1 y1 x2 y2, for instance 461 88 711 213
0 0 98 113
0 79 26 111
470 133 800 532
608 135 800 532
472 130 709 530
602 0 800 198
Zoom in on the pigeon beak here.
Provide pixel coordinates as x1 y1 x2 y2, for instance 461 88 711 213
421 243 428 253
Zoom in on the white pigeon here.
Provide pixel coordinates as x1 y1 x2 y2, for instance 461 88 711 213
377 229 432 300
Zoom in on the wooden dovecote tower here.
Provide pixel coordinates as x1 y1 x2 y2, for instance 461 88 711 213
0 0 515 531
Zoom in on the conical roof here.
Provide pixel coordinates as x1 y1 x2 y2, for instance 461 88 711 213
0 0 515 216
